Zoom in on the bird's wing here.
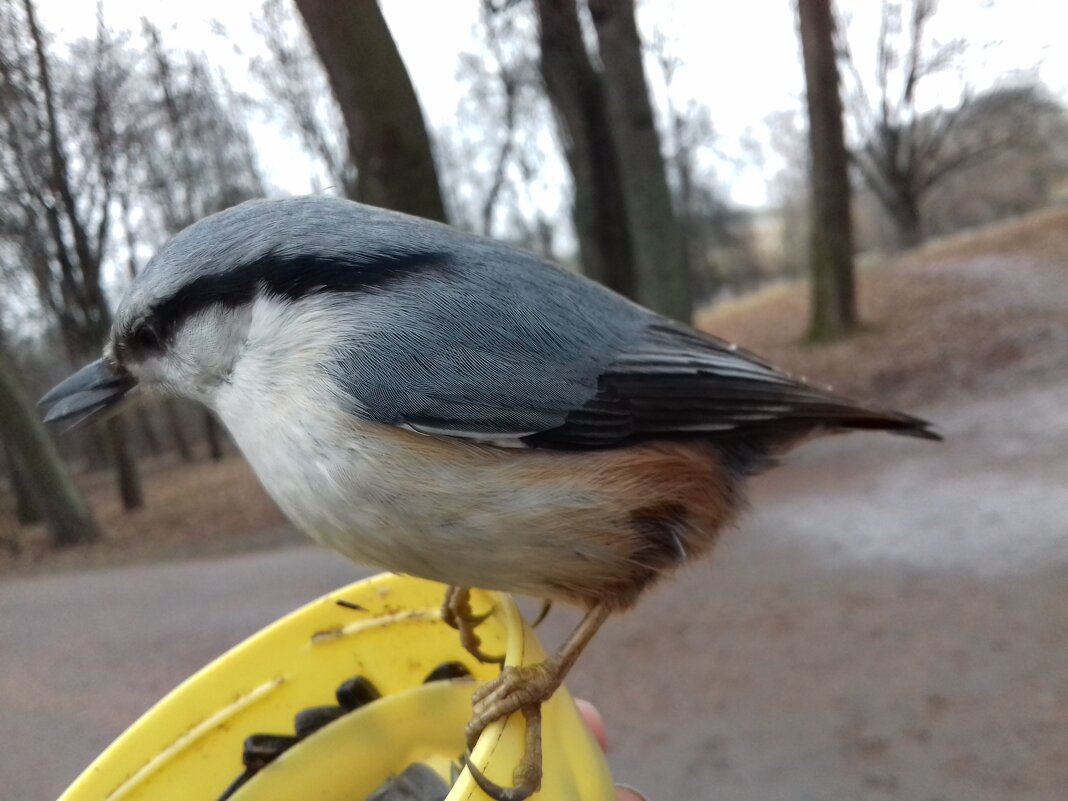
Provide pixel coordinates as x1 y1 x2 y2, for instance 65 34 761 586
521 321 940 450
329 245 648 443
328 243 937 452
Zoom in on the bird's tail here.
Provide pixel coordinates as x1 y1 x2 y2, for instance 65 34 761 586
812 402 942 441
711 399 941 477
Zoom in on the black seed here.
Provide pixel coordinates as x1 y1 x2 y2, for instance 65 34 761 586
422 661 472 683
364 763 450 801
242 733 298 771
294 705 346 738
335 675 381 710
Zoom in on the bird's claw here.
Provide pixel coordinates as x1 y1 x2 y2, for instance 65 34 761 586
463 704 543 801
442 586 504 665
465 662 558 749
529 599 553 628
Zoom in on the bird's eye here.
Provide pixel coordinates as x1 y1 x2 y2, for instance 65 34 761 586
127 320 163 355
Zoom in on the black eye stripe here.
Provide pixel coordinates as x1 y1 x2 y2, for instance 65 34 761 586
131 250 451 348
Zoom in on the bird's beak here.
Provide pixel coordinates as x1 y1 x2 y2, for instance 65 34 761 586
39 358 137 428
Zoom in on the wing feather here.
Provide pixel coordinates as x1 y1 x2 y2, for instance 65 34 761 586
318 231 937 450
521 322 939 449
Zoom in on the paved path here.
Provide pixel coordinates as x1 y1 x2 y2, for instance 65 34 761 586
2 383 1065 801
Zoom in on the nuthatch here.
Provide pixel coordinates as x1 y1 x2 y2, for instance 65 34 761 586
42 196 938 799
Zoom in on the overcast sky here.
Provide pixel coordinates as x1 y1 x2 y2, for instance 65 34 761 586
35 0 1066 208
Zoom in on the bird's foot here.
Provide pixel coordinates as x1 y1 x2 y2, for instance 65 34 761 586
461 603 611 801
466 659 560 749
441 586 504 665
464 703 543 801
463 665 557 801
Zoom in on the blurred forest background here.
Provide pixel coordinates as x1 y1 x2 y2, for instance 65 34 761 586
0 0 1066 558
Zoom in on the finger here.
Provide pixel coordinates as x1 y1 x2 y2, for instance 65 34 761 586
574 698 607 751
575 699 647 800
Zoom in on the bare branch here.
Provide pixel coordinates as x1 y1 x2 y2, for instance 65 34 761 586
23 0 99 295
917 132 1017 192
251 0 353 195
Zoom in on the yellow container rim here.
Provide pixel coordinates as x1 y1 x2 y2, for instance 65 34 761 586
57 573 615 801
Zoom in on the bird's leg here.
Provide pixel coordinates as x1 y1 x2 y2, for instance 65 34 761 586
441 585 504 665
464 603 611 801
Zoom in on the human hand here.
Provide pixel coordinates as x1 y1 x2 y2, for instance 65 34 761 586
575 699 648 801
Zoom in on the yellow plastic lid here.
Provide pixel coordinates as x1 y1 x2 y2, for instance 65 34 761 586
57 573 616 801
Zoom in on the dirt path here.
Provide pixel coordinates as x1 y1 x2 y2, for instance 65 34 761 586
2 377 1065 801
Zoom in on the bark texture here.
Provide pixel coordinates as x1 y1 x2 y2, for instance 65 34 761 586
588 0 691 321
534 0 637 299
798 0 857 340
0 344 100 546
296 0 448 222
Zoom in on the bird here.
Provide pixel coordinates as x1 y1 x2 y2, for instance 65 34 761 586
41 195 939 800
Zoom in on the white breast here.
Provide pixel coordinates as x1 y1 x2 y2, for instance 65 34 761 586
212 294 406 561
210 294 629 599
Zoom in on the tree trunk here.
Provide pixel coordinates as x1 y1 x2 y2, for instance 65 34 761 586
534 0 637 299
203 410 224 461
135 406 162 458
0 344 100 546
889 189 923 249
105 416 143 511
83 426 110 470
5 443 41 525
296 0 448 223
163 400 194 462
587 0 691 321
798 0 857 341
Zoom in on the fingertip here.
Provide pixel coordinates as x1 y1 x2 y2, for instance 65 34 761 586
576 699 646 798
615 784 649 801
574 698 607 751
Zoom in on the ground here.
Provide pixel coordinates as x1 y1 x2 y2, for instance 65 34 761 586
1 210 1065 800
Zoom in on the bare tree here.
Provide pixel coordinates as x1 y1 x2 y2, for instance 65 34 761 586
764 109 811 278
138 23 266 231
295 0 448 222
587 0 691 321
648 31 757 300
919 84 1067 236
533 0 636 294
427 0 559 261
252 0 356 197
0 338 100 546
0 0 143 509
472 2 532 238
838 0 1011 248
799 0 857 340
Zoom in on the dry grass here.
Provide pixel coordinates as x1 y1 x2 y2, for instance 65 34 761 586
696 206 1068 409
1 454 291 573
